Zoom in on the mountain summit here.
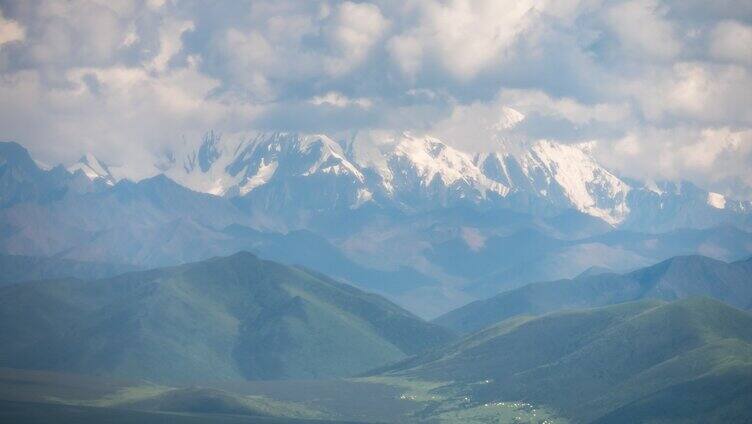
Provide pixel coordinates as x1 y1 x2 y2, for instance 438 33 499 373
68 153 116 186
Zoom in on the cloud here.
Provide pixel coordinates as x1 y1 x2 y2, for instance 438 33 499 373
388 0 536 79
147 18 195 73
626 62 752 125
309 91 372 109
596 126 752 197
709 20 752 65
0 9 24 45
322 1 388 75
0 0 750 198
603 0 681 60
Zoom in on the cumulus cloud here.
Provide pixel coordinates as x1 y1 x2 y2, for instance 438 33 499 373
322 1 388 75
388 0 536 79
624 62 752 125
0 0 750 198
597 126 752 197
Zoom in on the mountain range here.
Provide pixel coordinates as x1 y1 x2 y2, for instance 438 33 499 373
153 132 751 231
436 254 752 334
3 137 752 316
0 252 452 383
3 250 750 423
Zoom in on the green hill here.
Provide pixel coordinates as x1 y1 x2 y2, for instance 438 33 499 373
436 255 752 334
0 252 453 383
385 298 752 423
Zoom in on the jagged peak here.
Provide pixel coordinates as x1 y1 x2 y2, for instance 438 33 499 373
68 153 116 185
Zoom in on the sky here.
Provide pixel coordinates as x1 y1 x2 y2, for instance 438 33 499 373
0 0 751 198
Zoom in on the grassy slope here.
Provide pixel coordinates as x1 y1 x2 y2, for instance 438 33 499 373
389 298 752 423
0 252 453 383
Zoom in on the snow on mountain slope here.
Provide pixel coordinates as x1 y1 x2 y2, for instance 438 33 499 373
148 131 749 228
161 132 371 208
525 141 630 225
350 133 509 209
477 141 631 225
707 192 727 209
68 153 117 186
389 134 509 197
161 132 246 196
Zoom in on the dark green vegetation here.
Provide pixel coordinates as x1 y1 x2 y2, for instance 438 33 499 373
0 252 453 383
0 254 138 286
384 298 752 423
436 255 752 334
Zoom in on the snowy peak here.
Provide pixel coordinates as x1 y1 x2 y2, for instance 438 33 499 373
246 132 364 181
525 140 631 225
377 134 509 202
475 140 631 225
392 135 477 187
495 106 526 131
68 153 116 185
162 132 369 203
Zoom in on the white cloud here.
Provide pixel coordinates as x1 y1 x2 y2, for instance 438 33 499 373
709 20 752 65
388 0 536 79
603 0 681 60
148 19 194 73
0 0 750 198
596 126 752 191
499 89 631 125
431 100 526 152
0 10 25 45
309 91 372 109
429 88 632 153
323 1 388 75
627 62 752 125
387 34 423 78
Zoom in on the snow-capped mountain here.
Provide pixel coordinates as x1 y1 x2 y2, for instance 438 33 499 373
162 132 366 196
148 131 750 230
157 131 634 222
350 133 509 210
68 153 116 186
476 141 631 225
161 132 371 217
